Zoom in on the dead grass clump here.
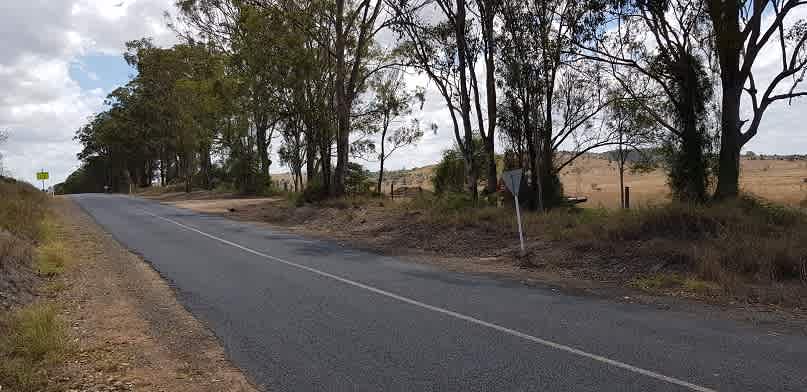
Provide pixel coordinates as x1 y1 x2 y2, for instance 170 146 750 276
560 196 807 301
36 241 68 277
0 303 72 391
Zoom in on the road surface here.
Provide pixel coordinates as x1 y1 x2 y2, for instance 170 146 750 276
72 194 807 391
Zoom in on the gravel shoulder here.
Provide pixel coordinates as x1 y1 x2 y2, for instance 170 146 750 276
49 197 258 392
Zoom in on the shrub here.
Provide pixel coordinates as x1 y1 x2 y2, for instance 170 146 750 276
433 150 467 195
345 162 372 195
300 177 329 204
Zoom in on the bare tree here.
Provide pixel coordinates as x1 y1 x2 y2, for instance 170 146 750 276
388 0 480 200
707 0 807 198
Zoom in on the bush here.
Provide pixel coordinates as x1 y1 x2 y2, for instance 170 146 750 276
433 150 467 195
345 162 372 195
300 177 329 204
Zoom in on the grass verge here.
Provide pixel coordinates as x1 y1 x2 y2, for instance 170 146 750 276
0 176 73 391
0 303 72 391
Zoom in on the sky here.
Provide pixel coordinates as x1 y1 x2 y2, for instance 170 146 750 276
0 1 806 186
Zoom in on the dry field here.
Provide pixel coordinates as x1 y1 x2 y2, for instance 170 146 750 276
560 156 807 208
360 156 807 208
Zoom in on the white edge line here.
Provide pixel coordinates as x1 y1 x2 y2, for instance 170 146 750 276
138 208 717 392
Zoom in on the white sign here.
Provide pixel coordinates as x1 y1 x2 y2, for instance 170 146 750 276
502 169 525 255
503 169 522 195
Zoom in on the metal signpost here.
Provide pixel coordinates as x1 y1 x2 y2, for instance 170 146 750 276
36 170 49 192
503 169 525 255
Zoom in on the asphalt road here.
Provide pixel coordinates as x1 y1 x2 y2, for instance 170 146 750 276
72 194 807 391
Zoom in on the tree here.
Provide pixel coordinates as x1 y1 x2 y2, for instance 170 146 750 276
605 94 656 208
366 70 425 194
389 0 486 201
583 0 718 202
498 0 614 209
706 0 807 198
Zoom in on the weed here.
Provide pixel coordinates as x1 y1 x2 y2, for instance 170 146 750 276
0 303 72 392
36 241 68 277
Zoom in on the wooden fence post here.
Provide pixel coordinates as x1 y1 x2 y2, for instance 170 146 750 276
624 186 630 209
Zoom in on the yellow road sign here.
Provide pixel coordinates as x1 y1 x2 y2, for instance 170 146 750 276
36 172 49 181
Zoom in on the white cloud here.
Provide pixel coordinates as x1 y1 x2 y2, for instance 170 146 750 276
0 0 177 184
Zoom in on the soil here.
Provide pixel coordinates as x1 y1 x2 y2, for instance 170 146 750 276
46 198 259 392
0 230 38 311
159 194 807 335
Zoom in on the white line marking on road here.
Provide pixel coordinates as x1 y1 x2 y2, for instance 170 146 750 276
139 208 717 392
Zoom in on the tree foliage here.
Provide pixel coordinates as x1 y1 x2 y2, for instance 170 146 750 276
66 0 807 207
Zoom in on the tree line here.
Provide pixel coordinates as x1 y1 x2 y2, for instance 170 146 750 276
65 0 807 209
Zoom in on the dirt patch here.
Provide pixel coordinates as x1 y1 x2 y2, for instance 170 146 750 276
0 230 38 311
46 198 259 392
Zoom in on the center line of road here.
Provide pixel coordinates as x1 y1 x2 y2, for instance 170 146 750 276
139 208 717 392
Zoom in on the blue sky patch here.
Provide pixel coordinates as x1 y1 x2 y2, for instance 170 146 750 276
70 54 134 92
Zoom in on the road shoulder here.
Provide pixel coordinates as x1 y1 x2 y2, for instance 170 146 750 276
50 197 259 391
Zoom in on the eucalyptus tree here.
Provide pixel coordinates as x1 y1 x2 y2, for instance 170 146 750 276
497 0 613 208
389 0 482 201
365 69 425 193
706 0 807 198
582 0 718 201
176 0 286 182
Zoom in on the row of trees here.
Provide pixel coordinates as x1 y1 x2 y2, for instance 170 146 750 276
69 0 807 208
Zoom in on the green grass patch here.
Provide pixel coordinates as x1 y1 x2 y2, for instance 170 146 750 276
0 303 72 391
631 274 721 295
631 274 686 291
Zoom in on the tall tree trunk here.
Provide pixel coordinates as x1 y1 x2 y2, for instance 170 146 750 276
524 99 539 210
710 0 743 199
305 127 317 184
482 2 497 195
256 124 270 178
715 84 743 199
618 134 625 208
377 127 387 195
455 0 477 202
332 0 348 197
539 70 556 210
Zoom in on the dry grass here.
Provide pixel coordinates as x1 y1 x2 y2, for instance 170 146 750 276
550 197 807 304
0 177 49 241
370 156 807 209
0 303 72 391
36 240 68 277
0 177 73 391
397 192 807 305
